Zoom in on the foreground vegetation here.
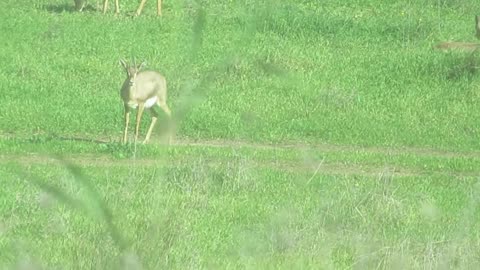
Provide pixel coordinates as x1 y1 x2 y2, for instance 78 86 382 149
2 139 480 269
1 0 480 269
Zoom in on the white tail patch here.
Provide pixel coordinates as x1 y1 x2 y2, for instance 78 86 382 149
127 96 158 109
145 96 158 108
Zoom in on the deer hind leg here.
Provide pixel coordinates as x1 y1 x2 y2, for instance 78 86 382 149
135 0 148 16
158 100 171 117
114 0 120 14
135 103 145 144
143 108 159 144
157 0 162 16
74 0 86 11
103 0 108 13
122 106 130 144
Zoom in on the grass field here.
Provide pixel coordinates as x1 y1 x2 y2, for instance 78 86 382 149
1 0 480 269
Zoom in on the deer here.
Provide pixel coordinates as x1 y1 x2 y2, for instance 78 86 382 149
434 15 480 51
102 0 162 16
119 59 171 144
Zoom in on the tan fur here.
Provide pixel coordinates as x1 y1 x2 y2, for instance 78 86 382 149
119 59 171 144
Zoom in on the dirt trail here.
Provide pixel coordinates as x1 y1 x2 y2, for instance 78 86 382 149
0 152 477 179
2 132 479 159
0 153 441 178
173 138 480 159
1 134 479 178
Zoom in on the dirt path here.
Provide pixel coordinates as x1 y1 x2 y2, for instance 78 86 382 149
1 134 479 178
2 132 479 159
173 137 480 159
0 152 477 179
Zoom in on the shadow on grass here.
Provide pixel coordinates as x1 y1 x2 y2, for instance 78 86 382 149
53 135 111 144
26 133 110 145
446 53 480 80
42 3 98 14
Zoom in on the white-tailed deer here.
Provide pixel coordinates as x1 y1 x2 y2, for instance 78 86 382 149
102 0 162 16
434 15 480 51
119 59 171 144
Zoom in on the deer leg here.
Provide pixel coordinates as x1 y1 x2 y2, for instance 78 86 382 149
157 0 162 16
74 0 86 11
135 103 145 144
122 106 130 144
143 108 159 144
103 0 108 13
158 101 171 117
115 0 120 14
135 0 148 16
79 2 85 12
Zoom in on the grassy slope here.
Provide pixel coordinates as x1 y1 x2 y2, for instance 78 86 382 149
1 0 480 269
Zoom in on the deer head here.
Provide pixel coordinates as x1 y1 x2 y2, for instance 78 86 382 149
120 59 147 86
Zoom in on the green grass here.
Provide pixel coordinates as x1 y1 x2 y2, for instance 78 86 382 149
2 156 480 269
2 0 480 269
1 0 479 149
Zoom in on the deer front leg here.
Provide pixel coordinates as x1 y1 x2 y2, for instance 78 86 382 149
136 0 148 16
122 106 130 144
103 0 109 13
135 102 145 143
157 0 162 16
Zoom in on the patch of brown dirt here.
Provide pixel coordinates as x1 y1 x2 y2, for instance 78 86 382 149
1 152 477 179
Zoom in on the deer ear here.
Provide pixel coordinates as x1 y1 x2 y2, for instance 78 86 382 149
137 61 147 70
119 59 128 69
